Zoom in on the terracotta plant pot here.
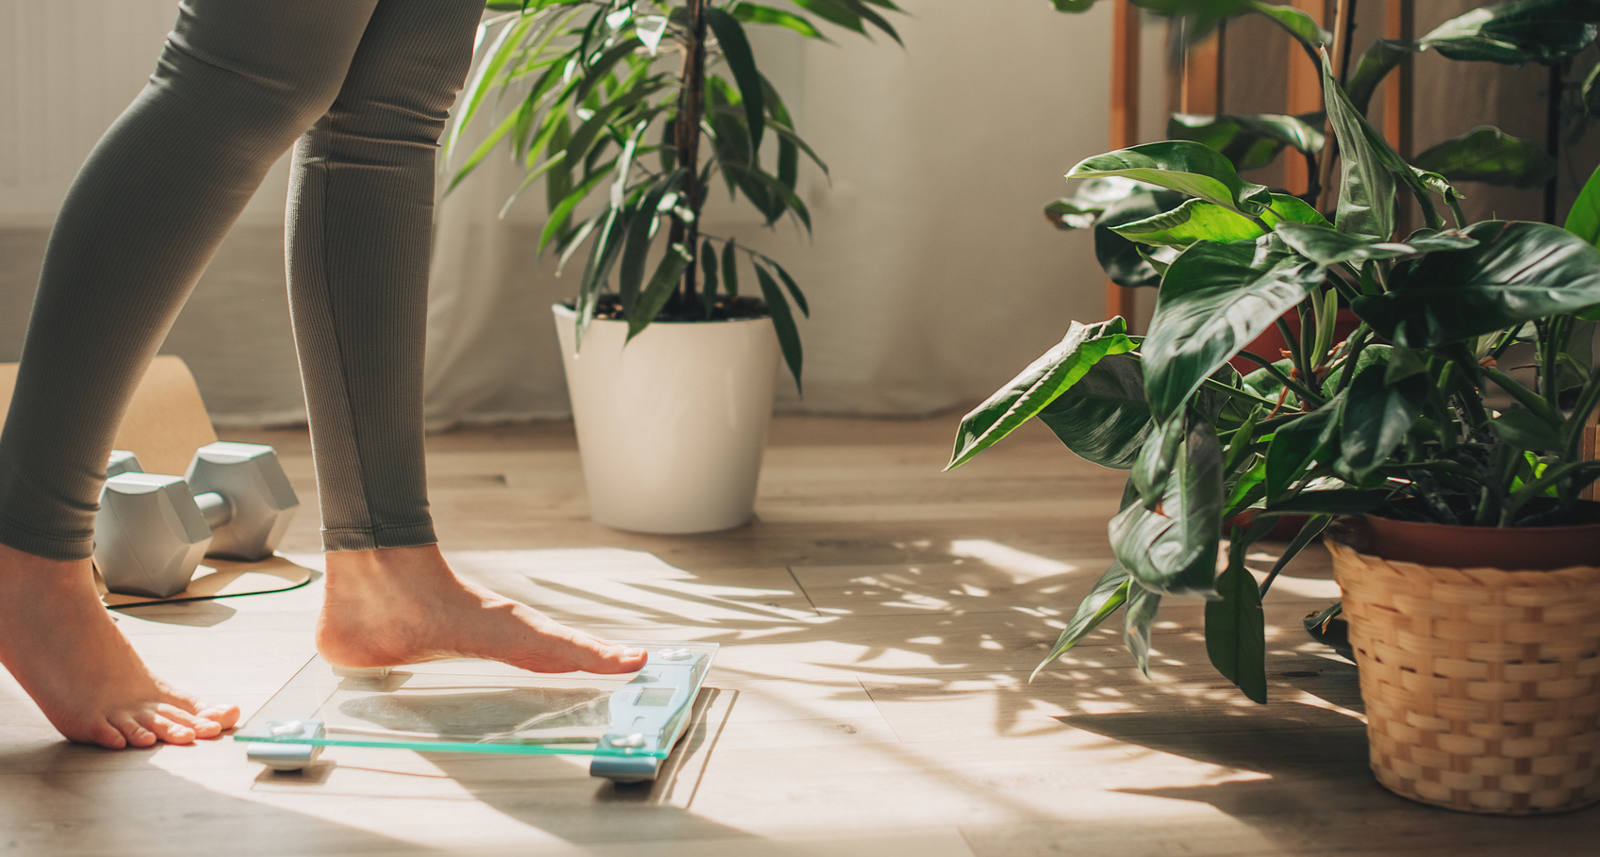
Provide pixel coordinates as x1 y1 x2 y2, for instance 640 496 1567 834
1328 515 1600 814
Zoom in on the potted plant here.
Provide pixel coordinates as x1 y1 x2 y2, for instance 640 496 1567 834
447 0 901 533
951 0 1600 814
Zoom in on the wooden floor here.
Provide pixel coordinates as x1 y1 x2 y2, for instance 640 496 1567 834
0 416 1593 856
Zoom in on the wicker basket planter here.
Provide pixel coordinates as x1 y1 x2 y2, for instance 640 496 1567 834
1329 519 1600 815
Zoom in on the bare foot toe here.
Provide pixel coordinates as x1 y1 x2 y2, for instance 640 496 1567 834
0 542 237 750
318 545 650 676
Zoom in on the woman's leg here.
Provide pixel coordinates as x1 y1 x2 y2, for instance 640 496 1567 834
285 0 645 675
0 0 382 748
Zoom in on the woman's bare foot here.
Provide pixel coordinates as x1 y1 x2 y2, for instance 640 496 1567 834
316 544 647 674
0 542 239 749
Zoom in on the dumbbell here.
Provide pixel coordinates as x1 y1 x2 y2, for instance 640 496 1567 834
94 442 299 597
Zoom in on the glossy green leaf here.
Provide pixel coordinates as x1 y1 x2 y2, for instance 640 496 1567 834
1345 39 1417 114
755 264 804 392
1068 141 1272 214
1123 586 1162 676
1132 416 1185 506
767 260 809 317
1275 222 1478 267
617 171 682 311
1144 238 1321 423
704 9 765 151
700 240 719 309
1419 0 1600 65
1109 419 1224 596
948 318 1138 469
1247 1 1331 50
1112 193 1328 247
1168 112 1325 170
1093 190 1187 287
1564 163 1600 247
1051 0 1099 9
1413 125 1556 188
1030 563 1132 682
1265 407 1333 498
789 0 866 34
1204 544 1267 704
1045 177 1147 231
1036 353 1157 469
1354 221 1600 346
1339 363 1426 479
1322 53 1395 241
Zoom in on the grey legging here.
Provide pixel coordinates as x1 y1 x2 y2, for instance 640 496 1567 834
0 0 484 560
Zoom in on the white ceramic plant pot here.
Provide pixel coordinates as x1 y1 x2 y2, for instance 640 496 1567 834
551 304 780 534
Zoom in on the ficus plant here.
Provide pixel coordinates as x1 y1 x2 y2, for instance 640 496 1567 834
445 0 903 391
1046 0 1600 285
950 0 1600 703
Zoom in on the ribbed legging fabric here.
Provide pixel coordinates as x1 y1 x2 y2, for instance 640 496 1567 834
0 0 484 560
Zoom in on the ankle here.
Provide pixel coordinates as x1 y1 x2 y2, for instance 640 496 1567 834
324 543 447 582
0 541 95 593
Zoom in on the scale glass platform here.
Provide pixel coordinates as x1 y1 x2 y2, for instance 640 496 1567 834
235 641 716 782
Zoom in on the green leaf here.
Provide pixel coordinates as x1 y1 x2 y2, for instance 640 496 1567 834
1322 53 1396 241
1132 416 1185 505
1068 141 1273 214
1045 177 1147 231
1094 190 1188 287
721 240 740 296
1345 39 1417 114
1265 407 1333 498
1132 0 1252 37
1030 563 1132 682
1339 363 1426 480
1050 0 1099 10
948 318 1138 469
1247 1 1331 50
732 2 826 38
1413 125 1556 188
627 245 694 341
617 171 682 311
1585 60 1600 117
1204 543 1267 704
1564 163 1600 247
538 168 610 253
789 0 866 33
1491 407 1564 452
1354 221 1600 346
1143 238 1321 423
1111 198 1268 247
1036 353 1157 469
1167 112 1325 170
1109 419 1224 596
1275 221 1477 267
1419 0 1600 65
705 8 767 151
766 259 809 317
755 264 804 392
1111 193 1328 248
1123 585 1162 677
700 239 719 300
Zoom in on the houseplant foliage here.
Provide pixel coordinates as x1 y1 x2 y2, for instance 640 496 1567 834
1044 0 1600 285
446 0 903 390
952 0 1600 703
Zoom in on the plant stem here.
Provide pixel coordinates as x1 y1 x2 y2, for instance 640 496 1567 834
671 0 707 306
1237 349 1325 406
1200 378 1284 410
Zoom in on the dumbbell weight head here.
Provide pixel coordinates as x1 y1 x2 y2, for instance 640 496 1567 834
185 442 298 561
94 474 213 598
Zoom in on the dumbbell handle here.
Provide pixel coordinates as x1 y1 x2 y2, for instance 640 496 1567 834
194 491 234 531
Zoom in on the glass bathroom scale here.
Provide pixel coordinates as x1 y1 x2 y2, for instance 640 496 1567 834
234 641 716 782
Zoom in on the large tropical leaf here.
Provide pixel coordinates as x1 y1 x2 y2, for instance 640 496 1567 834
1275 222 1478 267
1030 563 1132 681
1565 163 1600 247
1204 543 1267 703
1143 238 1321 423
1265 407 1334 498
948 318 1138 469
1044 177 1148 231
1419 0 1600 65
1123 586 1162 676
1339 363 1428 480
1168 112 1325 170
1322 54 1396 241
1112 193 1329 248
1036 352 1157 469
1345 39 1418 114
1068 141 1273 214
1109 419 1224 596
1354 221 1600 346
1247 1 1331 51
1093 190 1188 287
1412 125 1557 188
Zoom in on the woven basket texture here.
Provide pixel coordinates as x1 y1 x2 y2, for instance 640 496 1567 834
1330 541 1600 814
